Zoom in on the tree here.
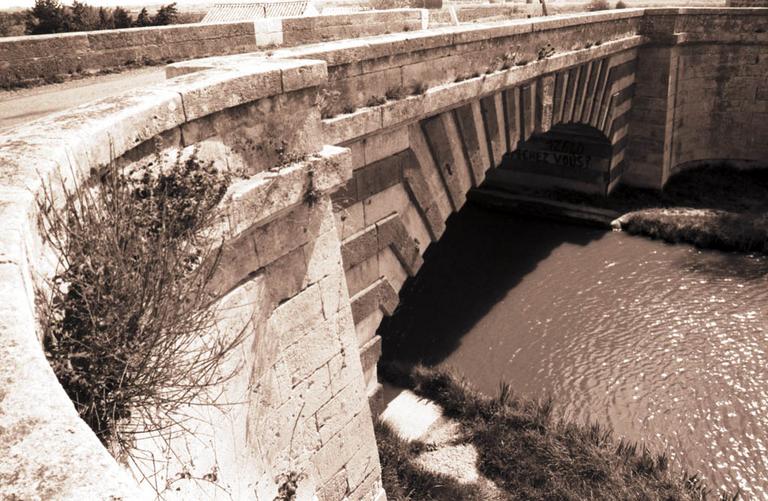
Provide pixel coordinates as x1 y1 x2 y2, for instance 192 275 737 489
134 7 151 27
152 3 178 26
96 6 113 30
112 6 132 29
25 0 70 35
0 12 26 37
69 0 97 32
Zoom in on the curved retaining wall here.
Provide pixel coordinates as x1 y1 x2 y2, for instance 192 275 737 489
0 7 767 500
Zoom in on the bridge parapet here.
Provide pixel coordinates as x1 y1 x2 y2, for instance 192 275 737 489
0 53 382 500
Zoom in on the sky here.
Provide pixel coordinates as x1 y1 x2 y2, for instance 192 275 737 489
0 0 212 9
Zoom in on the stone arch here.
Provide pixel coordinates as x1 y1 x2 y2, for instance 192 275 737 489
335 49 639 405
490 123 614 195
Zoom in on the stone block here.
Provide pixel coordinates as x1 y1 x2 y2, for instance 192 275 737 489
345 435 381 496
331 177 359 210
283 314 344 387
401 201 432 257
356 154 404 201
209 226 262 296
420 112 471 210
342 225 378 270
172 66 283 122
520 82 537 142
335 201 365 240
305 224 343 289
346 254 380 297
254 203 312 267
354 309 385 348
317 466 349 501
350 277 399 324
265 246 308 305
377 245 409 295
316 379 366 443
363 127 409 165
481 93 506 168
323 108 383 146
454 102 491 185
363 184 410 228
348 468 382 501
359 335 383 386
376 213 422 276
318 268 349 319
311 407 375 486
401 157 446 242
328 330 365 395
407 123 454 219
268 283 324 349
280 59 329 93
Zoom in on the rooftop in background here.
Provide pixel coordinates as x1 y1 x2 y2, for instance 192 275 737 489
201 1 316 22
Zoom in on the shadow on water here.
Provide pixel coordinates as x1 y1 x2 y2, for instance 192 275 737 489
378 202 605 368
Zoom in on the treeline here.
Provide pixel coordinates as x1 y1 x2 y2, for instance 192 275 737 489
0 0 200 37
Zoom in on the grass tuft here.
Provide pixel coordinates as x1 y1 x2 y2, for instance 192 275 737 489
380 363 737 501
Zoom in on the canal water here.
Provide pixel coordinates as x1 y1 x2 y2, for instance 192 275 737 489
379 203 768 498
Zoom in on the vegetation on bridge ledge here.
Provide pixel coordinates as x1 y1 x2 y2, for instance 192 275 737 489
378 363 738 501
37 151 243 456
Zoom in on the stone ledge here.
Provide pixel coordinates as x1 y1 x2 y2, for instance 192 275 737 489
321 36 646 145
166 56 329 96
674 32 768 44
645 6 768 14
0 85 185 196
276 8 646 67
0 236 141 499
222 145 352 240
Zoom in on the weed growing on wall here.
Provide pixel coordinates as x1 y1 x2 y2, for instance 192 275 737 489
537 43 555 60
317 88 341 119
38 150 245 453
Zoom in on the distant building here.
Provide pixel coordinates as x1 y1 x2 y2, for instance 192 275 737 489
201 1 318 22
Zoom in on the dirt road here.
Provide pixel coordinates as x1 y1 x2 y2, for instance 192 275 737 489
0 67 167 133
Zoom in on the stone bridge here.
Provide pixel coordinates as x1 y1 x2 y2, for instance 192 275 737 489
1 7 767 501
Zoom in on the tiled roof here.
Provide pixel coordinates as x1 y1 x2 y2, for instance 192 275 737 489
202 1 310 22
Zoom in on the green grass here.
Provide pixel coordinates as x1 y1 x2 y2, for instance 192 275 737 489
379 363 738 501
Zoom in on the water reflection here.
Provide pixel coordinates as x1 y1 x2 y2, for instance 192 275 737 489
380 204 768 498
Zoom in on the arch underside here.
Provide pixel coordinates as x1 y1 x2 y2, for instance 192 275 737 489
333 48 638 400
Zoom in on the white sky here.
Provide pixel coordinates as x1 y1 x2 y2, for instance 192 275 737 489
0 0 212 8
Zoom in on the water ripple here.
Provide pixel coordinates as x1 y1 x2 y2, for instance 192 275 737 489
443 232 768 498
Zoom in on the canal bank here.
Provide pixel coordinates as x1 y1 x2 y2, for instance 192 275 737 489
477 163 768 254
378 199 768 498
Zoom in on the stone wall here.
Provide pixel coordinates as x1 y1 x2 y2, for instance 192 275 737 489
257 9 644 401
0 52 382 500
727 0 768 6
0 9 427 89
0 22 257 88
258 9 428 47
625 8 768 187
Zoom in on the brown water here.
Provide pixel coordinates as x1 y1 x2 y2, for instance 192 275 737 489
380 204 768 498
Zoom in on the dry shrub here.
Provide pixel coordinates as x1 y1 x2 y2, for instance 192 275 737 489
38 149 247 453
